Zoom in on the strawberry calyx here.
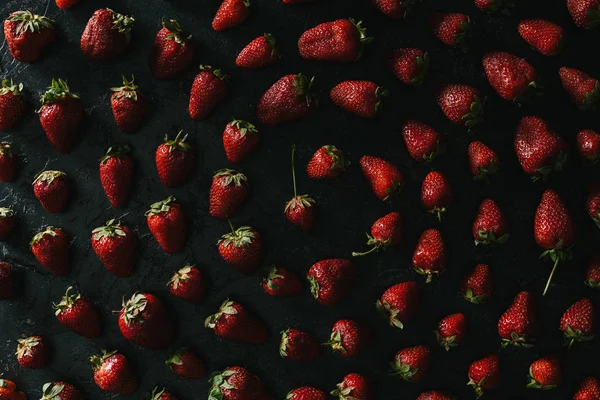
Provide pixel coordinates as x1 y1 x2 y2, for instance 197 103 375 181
16 335 40 359
218 224 256 248
593 213 600 229
279 329 290 357
100 144 130 163
467 377 486 399
53 286 81 316
165 348 186 367
163 19 191 44
383 180 402 201
389 358 418 381
264 265 284 292
540 240 573 296
376 300 404 329
582 81 600 110
6 11 54 35
563 324 596 349
463 95 486 129
92 219 127 241
110 75 139 101
435 331 458 351
352 233 392 257
349 19 373 60
515 80 543 105
119 292 148 326
199 65 230 82
208 368 238 400
0 207 14 218
308 275 320 300
263 33 279 58
325 329 346 354
532 151 568 182
30 226 60 247
414 266 442 284
146 196 177 216
164 131 192 152
284 195 315 212
89 349 118 371
39 79 78 106
585 277 599 289
41 382 65 400
454 18 471 52
0 80 23 96
526 368 557 390
108 9 135 37
150 386 166 400
323 145 347 172
428 207 447 222
501 331 535 348
410 52 430 86
204 299 238 329
33 170 65 186
230 120 258 137
214 168 248 187
475 230 509 246
0 142 14 156
375 86 389 114
474 159 498 180
330 383 355 399
169 264 194 289
293 73 318 107
464 288 487 304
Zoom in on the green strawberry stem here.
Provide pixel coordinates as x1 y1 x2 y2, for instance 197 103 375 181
291 144 297 198
227 218 236 235
352 245 378 257
542 256 560 296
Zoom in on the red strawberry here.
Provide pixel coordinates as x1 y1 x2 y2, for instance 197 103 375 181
218 224 262 273
55 0 79 10
150 387 175 400
279 328 319 362
574 376 600 400
257 73 317 125
559 67 600 110
0 207 15 241
586 253 600 288
298 18 372 62
560 298 596 348
588 182 600 229
204 299 267 344
436 84 485 128
307 259 356 305
360 155 403 201
53 286 101 338
518 19 564 55
413 228 447 283
149 19 194 80
223 120 259 164
402 120 442 162
0 80 25 131
40 381 81 400
577 129 600 163
388 48 429 85
4 11 55 62
168 265 207 304
474 0 511 13
331 373 372 400
189 65 228 120
435 313 467 351
326 319 371 358
0 142 17 182
117 292 174 349
352 211 402 257
462 264 493 304
468 141 499 179
498 291 540 347
287 387 326 400
514 116 568 181
146 196 186 253
16 335 48 369
91 219 136 277
417 391 456 400
431 13 470 50
212 0 250 31
209 169 249 219
330 80 388 119
81 9 134 62
285 145 316 232
99 145 133 208
527 355 561 389
390 345 431 382
90 350 137 394
262 265 303 297
567 0 600 28
33 170 69 213
483 52 538 102
421 172 453 221
535 190 576 295
306 145 345 179
31 226 69 276
0 377 26 400
156 131 194 187
468 354 500 399
0 261 17 299
372 0 415 19
110 76 145 133
376 281 422 329
472 198 509 245
237 34 278 68
208 366 268 400
38 79 84 153
166 348 206 379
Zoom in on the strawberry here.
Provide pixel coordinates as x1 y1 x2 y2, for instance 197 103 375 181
16 335 48 369
462 264 493 304
413 228 447 283
390 345 431 382
360 155 403 201
435 313 467 351
574 376 600 400
514 116 568 181
372 0 415 19
473 198 509 245
535 190 576 295
588 182 600 229
110 76 145 133
40 382 81 400
567 0 600 28
0 261 17 299
285 145 316 232
307 259 356 305
90 350 137 394
376 281 422 329
257 73 317 125
149 19 194 80
306 145 345 179
402 120 442 162
436 84 485 128
91 219 136 277
286 387 326 400
279 328 319 362
560 298 596 348
218 224 262 273
237 33 278 68
189 65 228 120
208 366 268 400
53 286 101 338
150 387 175 400
0 207 15 241
0 377 26 400
467 354 500 399
498 291 540 347
527 355 561 389
166 348 206 379
586 253 600 288
578 129 600 163
559 67 600 110
146 196 186 253
298 19 372 62
262 265 303 297
212 0 250 31
331 373 372 400
421 171 453 221
4 11 55 62
0 143 17 182
468 141 499 179
483 52 538 102
205 299 267 344
99 145 133 208
326 319 371 358
474 0 511 12
417 391 456 400
55 0 79 9
156 131 194 187
330 80 388 119
168 265 207 304
81 9 134 62
33 170 69 213
431 13 470 51
388 48 429 85
0 80 25 131
117 292 174 349
31 226 69 276
352 211 402 257
38 79 84 153
223 120 259 164
209 169 249 219
518 19 564 55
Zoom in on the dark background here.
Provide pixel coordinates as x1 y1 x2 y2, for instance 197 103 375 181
0 0 599 398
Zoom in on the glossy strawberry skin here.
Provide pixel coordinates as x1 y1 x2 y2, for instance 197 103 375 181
518 20 564 55
156 133 195 187
567 0 600 28
236 34 278 68
209 366 268 400
0 262 17 299
352 212 402 257
81 9 133 62
218 226 262 273
33 171 69 213
421 171 453 220
390 345 431 382
166 348 207 379
483 52 538 101
435 313 467 351
4 11 55 62
39 95 84 154
586 254 600 288
462 264 493 304
468 354 500 396
118 293 174 349
298 19 369 62
287 387 327 400
474 0 507 12
285 195 316 232
332 374 372 400
327 319 371 358
376 281 422 329
92 221 136 277
372 0 411 19
473 198 509 245
588 182 600 229
54 288 101 338
223 120 260 164
412 228 447 282
417 391 456 400
212 0 249 31
498 291 540 347
559 67 600 110
31 227 69 276
436 84 484 128
560 298 596 347
279 328 319 362
574 376 600 400
307 259 356 305
99 146 133 208
40 381 81 400
577 129 600 162
56 0 80 9
306 145 345 179
169 265 207 304
388 48 429 85
257 74 316 125
330 80 387 119
262 265 302 297
0 143 17 182
468 141 499 179
0 209 15 241
0 83 25 131
149 21 194 80
527 355 561 389
209 169 249 219
16 335 48 369
360 155 403 201
431 13 470 50
90 351 137 394
402 120 442 162
534 190 576 250
146 197 186 253
189 66 228 120
111 85 145 134
204 300 267 344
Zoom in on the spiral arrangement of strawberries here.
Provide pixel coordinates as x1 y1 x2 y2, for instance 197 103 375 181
0 0 599 399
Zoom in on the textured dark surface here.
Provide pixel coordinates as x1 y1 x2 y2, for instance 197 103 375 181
0 0 599 399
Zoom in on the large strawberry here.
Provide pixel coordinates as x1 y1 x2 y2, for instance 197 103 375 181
435 313 467 351
99 145 133 208
53 286 101 338
331 373 372 400
352 211 402 257
330 80 388 119
236 33 279 68
574 376 600 400
360 155 403 201
40 381 81 400
559 67 600 110
306 145 345 179
376 281 421 329
560 298 596 348
421 171 453 221
298 18 372 62
16 335 48 369
166 348 206 379
262 265 303 297
467 354 500 399
0 80 25 131
91 219 136 277
567 0 600 28
117 292 174 349
326 319 371 358
146 196 186 253
518 19 564 55
168 265 207 304
209 169 249 219
205 299 267 344
285 145 316 232
33 170 69 213
149 19 194 80
81 9 134 62
482 52 538 102
279 328 319 362
287 386 326 400
208 366 268 400
402 120 442 162
412 228 447 282
390 345 431 382
527 355 561 390
431 13 470 51
588 182 600 228
90 350 137 394
4 11 55 62
498 291 540 347
372 0 415 19
0 377 26 400
472 198 509 245
223 120 259 163
388 48 429 85
577 129 600 163
0 261 17 299
212 0 250 31
156 131 194 187
110 76 145 133
189 65 228 120
0 207 15 241
307 259 356 305
436 84 484 128
218 224 262 273
468 141 499 179
257 73 317 125
31 226 69 276
462 264 493 304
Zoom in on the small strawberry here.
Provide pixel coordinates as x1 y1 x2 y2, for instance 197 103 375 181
0 80 25 131
436 84 485 128
0 207 15 241
372 0 415 19
223 120 259 164
421 171 453 221
360 155 403 201
31 226 69 276
257 73 317 125
431 13 470 51
402 120 442 162
285 145 316 232
0 142 17 182
527 355 561 390
168 265 207 304
306 145 345 179
55 0 80 10
218 224 262 273
435 313 467 351
390 345 431 382
567 0 600 28
189 65 228 120
279 328 319 362
588 182 600 229
0 261 17 299
91 219 136 277
212 0 250 31
518 19 565 55
462 264 493 304
331 373 372 400
150 387 175 400
156 131 194 187
586 253 600 288
413 228 447 283
0 377 26 400
417 391 456 400
326 319 371 358
146 196 186 253
166 348 206 379
498 291 540 347
208 366 269 400
483 52 539 102
117 292 174 349
110 76 145 134
352 211 402 257
577 129 600 163
53 286 101 338
4 11 55 62
262 265 303 297
286 387 326 400
560 298 596 348
236 33 278 68
99 145 133 208
474 0 511 13
307 259 356 305
468 354 500 399
149 19 194 80
16 335 48 369
330 80 388 119
574 376 600 400
468 141 499 179
205 299 267 344
33 170 69 213
388 48 429 85
298 18 372 62
473 198 509 245
376 281 422 329
40 381 81 400
209 169 249 219
81 9 134 62
90 350 137 394
559 67 600 110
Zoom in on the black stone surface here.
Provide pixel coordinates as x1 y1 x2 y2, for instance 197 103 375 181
1 0 599 399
